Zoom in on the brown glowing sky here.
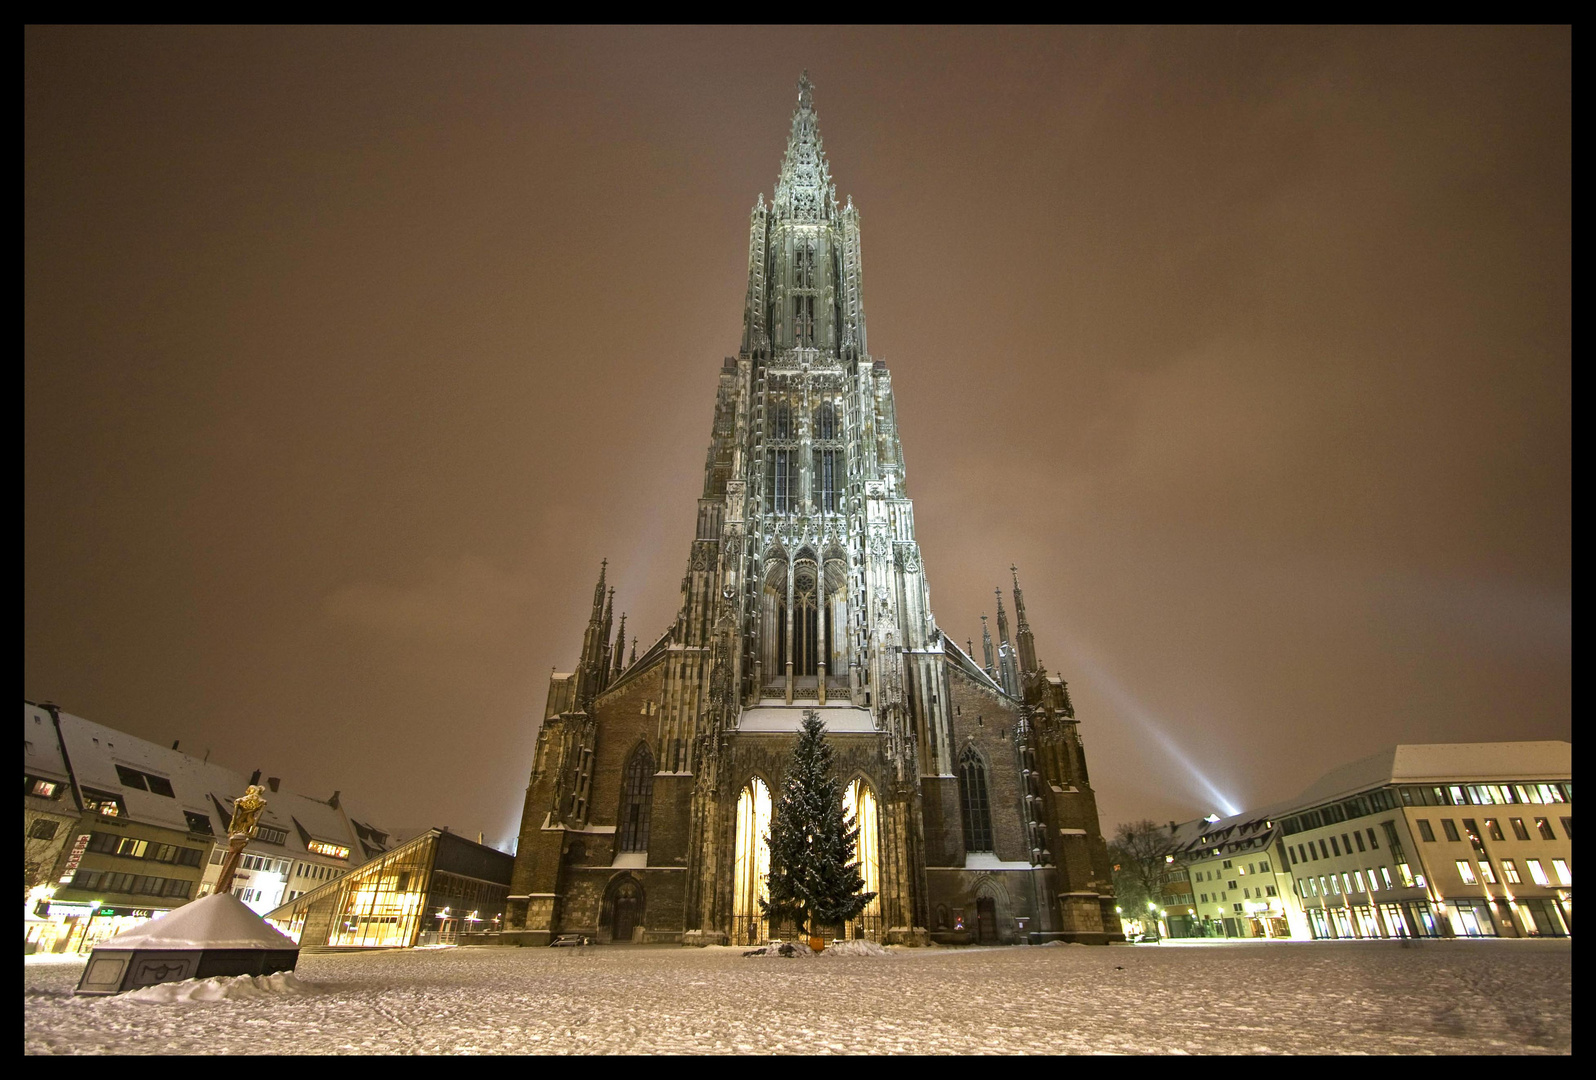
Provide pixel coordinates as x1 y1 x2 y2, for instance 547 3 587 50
25 27 1570 846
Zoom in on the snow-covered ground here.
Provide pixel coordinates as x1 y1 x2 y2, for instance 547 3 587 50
25 938 1570 1054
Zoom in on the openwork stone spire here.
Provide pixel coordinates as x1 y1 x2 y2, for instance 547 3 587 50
773 71 836 222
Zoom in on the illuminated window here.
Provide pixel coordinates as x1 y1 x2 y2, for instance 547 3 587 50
1417 820 1435 842
1397 864 1415 887
28 778 60 799
1501 860 1520 884
1526 860 1550 886
308 840 350 860
1456 860 1477 885
1478 861 1497 884
1551 859 1571 885
1353 871 1366 893
1535 818 1556 840
1449 786 1467 805
1441 819 1461 842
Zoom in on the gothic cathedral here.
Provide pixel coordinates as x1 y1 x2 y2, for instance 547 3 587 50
505 75 1123 946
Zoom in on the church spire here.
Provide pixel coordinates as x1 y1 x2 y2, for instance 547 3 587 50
577 561 611 707
1012 565 1038 675
773 70 836 222
612 612 628 677
995 588 1019 698
981 615 995 674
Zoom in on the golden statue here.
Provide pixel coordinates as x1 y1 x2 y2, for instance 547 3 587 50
215 784 270 896
227 784 269 840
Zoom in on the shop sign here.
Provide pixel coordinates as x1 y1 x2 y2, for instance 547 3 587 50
58 833 91 884
45 900 96 918
96 907 158 918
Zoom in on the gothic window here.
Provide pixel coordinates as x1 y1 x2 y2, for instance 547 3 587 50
959 748 994 853
816 401 837 440
794 569 819 676
772 449 792 513
774 402 792 440
619 745 655 853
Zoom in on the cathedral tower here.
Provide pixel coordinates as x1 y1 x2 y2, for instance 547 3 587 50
505 75 1121 946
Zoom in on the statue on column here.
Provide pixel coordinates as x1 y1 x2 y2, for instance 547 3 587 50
214 784 268 896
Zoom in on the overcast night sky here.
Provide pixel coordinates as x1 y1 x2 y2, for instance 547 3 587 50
25 27 1570 848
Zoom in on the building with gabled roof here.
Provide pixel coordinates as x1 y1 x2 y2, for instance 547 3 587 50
23 700 394 953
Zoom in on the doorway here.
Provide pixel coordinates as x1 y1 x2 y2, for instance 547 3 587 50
611 880 643 943
975 897 997 944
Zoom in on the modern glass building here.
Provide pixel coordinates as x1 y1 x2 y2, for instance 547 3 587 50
265 829 513 948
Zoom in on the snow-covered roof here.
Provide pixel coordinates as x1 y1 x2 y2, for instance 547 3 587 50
1289 741 1571 809
24 703 70 783
95 892 297 950
27 702 391 864
51 708 250 833
1166 740 1573 859
738 703 875 732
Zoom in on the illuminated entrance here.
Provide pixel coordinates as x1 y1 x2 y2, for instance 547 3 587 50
843 778 881 939
732 777 771 945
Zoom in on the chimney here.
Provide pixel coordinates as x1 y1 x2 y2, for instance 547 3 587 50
329 790 340 809
478 831 484 845
172 740 180 751
249 769 262 786
267 777 280 793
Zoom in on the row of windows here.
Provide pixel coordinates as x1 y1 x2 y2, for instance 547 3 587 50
1192 858 1273 882
1280 781 1571 837
1416 816 1568 843
85 831 205 867
1455 857 1571 887
1300 866 1414 899
1282 788 1401 835
1289 826 1383 867
1400 782 1570 808
1198 884 1278 904
70 869 193 899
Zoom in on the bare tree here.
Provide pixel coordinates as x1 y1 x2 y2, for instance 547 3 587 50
1108 819 1177 926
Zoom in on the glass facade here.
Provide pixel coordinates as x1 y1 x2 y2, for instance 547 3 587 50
267 830 513 949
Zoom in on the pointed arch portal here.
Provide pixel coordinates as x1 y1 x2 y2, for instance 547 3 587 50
843 778 882 939
732 777 772 945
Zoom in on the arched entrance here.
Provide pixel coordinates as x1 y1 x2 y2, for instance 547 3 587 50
976 897 997 945
606 876 645 943
732 777 772 945
843 778 882 940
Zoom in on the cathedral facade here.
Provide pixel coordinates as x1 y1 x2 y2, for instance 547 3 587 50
505 76 1123 946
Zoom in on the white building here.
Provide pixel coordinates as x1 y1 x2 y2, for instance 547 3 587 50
1164 741 1571 940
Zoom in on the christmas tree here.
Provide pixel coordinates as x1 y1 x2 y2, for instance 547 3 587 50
762 710 876 935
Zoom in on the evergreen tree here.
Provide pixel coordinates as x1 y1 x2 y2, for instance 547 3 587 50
762 710 877 934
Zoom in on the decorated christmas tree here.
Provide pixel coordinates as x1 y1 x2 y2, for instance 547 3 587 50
762 710 876 936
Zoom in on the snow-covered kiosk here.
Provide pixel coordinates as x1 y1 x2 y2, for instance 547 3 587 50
74 892 299 996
